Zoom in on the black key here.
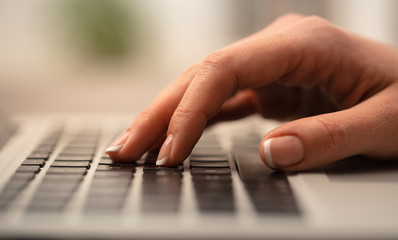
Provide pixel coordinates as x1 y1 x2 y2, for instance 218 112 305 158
85 196 125 207
37 143 56 148
51 161 90 168
96 165 135 172
0 191 19 204
16 165 40 173
143 170 183 178
34 145 54 152
27 153 50 160
21 159 46 167
67 143 97 148
58 152 94 157
55 155 93 162
61 147 96 155
190 150 227 157
190 156 228 162
143 165 183 171
85 203 123 212
234 152 300 215
2 181 29 192
88 187 129 196
193 181 232 192
191 174 231 182
94 171 134 178
190 161 229 168
28 201 66 212
9 172 36 182
98 159 136 167
190 168 231 175
234 152 274 182
91 178 131 188
31 191 72 202
42 174 84 183
197 201 235 213
36 182 79 192
145 151 159 162
47 167 87 175
63 146 96 151
98 159 114 165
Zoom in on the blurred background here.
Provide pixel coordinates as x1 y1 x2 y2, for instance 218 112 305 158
1 0 397 115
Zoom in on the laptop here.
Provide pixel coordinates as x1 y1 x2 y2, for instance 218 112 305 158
0 112 397 239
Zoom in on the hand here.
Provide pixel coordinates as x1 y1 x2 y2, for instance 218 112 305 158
106 14 398 171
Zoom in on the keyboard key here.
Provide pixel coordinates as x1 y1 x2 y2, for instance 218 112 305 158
16 165 41 173
61 147 96 155
234 152 300 215
2 181 29 192
51 161 91 168
58 152 94 157
28 200 66 212
88 187 129 196
36 182 79 192
96 165 135 172
190 161 229 168
234 152 274 182
190 156 229 162
55 155 93 162
0 191 19 208
98 159 114 165
90 178 131 188
21 159 46 167
42 174 83 184
85 196 125 207
31 191 72 202
93 171 134 178
190 168 231 175
27 153 50 160
191 174 231 182
196 199 234 212
47 167 87 175
9 172 36 181
143 165 183 171
34 145 54 152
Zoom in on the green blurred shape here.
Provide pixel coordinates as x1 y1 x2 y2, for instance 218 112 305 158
62 0 135 59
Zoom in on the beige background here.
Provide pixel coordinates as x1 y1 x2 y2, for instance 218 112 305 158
1 0 397 115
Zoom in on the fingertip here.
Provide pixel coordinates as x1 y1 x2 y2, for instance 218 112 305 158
105 144 123 153
156 134 173 166
260 135 304 170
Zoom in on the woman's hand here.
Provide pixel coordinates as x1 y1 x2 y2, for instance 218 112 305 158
106 14 398 171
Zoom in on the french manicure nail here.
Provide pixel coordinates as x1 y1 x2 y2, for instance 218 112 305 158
105 129 131 153
105 144 123 153
263 135 304 169
156 134 173 166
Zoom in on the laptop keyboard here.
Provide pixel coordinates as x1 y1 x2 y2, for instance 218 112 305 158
0 125 300 216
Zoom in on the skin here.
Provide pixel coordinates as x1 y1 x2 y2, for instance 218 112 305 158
108 14 398 171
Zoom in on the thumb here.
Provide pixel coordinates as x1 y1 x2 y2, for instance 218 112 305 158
259 88 398 171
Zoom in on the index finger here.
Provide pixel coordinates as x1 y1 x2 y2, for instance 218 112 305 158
158 25 306 166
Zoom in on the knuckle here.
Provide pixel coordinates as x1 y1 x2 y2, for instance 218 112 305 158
299 15 342 38
313 117 350 153
301 15 330 27
179 63 200 78
200 51 231 74
277 13 304 22
171 106 207 128
138 108 168 128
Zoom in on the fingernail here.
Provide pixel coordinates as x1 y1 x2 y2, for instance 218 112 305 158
105 129 131 153
263 135 304 169
156 134 173 166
